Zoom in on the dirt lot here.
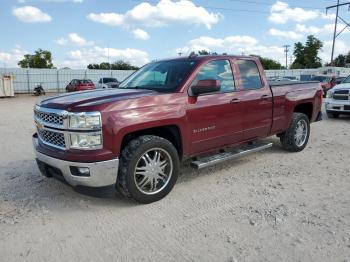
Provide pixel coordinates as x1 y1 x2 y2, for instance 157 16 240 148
0 95 349 262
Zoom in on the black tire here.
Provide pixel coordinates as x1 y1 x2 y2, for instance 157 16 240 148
280 113 310 152
116 135 180 204
326 111 339 118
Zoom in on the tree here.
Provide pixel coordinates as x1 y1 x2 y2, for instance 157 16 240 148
254 56 285 70
18 48 55 68
198 50 210 55
333 54 346 67
291 35 323 69
87 61 139 70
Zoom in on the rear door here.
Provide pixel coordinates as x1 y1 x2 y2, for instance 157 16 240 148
186 59 243 155
234 59 273 140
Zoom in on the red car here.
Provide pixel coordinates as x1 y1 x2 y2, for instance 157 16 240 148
66 79 95 92
311 75 336 97
33 55 322 203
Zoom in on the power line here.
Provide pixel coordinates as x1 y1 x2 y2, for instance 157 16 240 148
326 1 350 65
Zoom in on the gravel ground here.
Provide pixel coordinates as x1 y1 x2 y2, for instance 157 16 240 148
0 95 350 262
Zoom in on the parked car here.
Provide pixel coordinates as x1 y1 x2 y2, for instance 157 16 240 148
311 75 337 97
33 55 322 203
66 79 95 92
335 76 346 85
97 77 120 89
325 75 350 118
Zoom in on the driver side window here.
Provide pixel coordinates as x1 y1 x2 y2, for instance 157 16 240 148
191 60 235 93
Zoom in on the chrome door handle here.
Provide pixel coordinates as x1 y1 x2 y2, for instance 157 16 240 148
230 98 240 104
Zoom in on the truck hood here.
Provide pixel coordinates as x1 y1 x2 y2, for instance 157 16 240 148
38 88 158 110
333 83 350 90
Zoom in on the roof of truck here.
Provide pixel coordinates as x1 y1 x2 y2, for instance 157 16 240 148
155 54 256 63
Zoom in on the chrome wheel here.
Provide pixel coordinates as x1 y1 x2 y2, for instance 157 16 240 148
294 119 308 147
134 148 173 195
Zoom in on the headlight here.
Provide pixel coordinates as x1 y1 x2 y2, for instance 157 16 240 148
70 133 102 149
326 91 333 98
69 112 101 130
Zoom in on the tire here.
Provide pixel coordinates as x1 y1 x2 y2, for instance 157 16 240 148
116 135 180 204
326 111 339 118
280 113 310 152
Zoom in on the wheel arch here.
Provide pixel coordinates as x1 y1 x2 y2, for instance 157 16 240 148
120 125 183 159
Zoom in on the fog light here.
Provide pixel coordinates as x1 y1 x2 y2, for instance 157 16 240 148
70 166 90 177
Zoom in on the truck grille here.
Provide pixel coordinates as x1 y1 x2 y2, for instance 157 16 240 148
38 129 66 149
34 110 64 126
333 90 349 101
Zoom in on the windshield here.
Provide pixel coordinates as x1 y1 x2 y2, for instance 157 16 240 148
343 76 350 83
312 76 330 83
119 60 198 92
104 78 118 83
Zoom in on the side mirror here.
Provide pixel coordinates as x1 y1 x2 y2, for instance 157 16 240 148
191 79 220 96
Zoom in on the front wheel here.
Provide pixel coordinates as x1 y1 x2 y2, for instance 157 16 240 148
116 135 180 204
280 113 310 152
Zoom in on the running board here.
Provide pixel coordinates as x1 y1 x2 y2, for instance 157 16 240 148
190 141 273 169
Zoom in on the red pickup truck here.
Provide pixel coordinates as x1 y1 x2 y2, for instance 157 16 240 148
33 55 322 203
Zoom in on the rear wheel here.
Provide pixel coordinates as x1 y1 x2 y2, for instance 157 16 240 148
116 135 180 204
326 111 339 118
280 113 310 152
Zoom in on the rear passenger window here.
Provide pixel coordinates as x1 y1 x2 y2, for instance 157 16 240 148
236 60 262 90
192 60 235 92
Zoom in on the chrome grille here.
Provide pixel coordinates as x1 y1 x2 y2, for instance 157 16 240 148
38 129 66 149
333 90 349 101
34 110 64 126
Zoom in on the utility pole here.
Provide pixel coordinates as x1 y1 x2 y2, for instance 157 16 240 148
283 45 290 69
326 1 350 65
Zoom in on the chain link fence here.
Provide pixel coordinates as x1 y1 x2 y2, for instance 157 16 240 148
0 68 135 93
1 66 349 94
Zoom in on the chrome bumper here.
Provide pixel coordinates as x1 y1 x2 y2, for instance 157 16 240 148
325 99 350 112
33 135 119 187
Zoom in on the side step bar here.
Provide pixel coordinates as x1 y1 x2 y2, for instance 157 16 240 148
190 140 273 169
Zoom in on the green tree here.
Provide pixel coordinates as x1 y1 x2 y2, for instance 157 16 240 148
346 51 350 64
87 61 139 70
198 50 210 55
254 56 285 70
333 54 346 67
291 35 323 69
18 48 55 68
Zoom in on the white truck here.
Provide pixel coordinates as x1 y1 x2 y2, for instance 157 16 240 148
325 75 350 118
97 77 119 89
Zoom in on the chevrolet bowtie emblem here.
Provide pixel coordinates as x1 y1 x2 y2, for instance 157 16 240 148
36 121 44 130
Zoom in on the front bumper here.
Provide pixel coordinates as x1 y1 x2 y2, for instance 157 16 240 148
33 135 119 187
325 99 350 113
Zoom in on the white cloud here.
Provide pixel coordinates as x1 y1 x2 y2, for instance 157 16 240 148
295 23 350 35
176 35 286 65
179 35 258 53
0 46 27 67
320 40 349 64
269 28 303 40
87 0 220 29
269 1 332 24
61 46 149 68
132 29 150 40
12 6 52 22
56 33 94 46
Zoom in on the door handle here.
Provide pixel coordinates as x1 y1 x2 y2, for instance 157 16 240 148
261 95 270 99
230 98 240 104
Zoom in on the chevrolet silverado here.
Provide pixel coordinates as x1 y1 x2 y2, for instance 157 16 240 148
33 55 323 203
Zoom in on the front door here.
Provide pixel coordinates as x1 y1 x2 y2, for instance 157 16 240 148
186 59 243 155
234 59 273 140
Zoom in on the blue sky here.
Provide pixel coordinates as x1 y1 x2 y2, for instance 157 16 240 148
1 0 349 68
